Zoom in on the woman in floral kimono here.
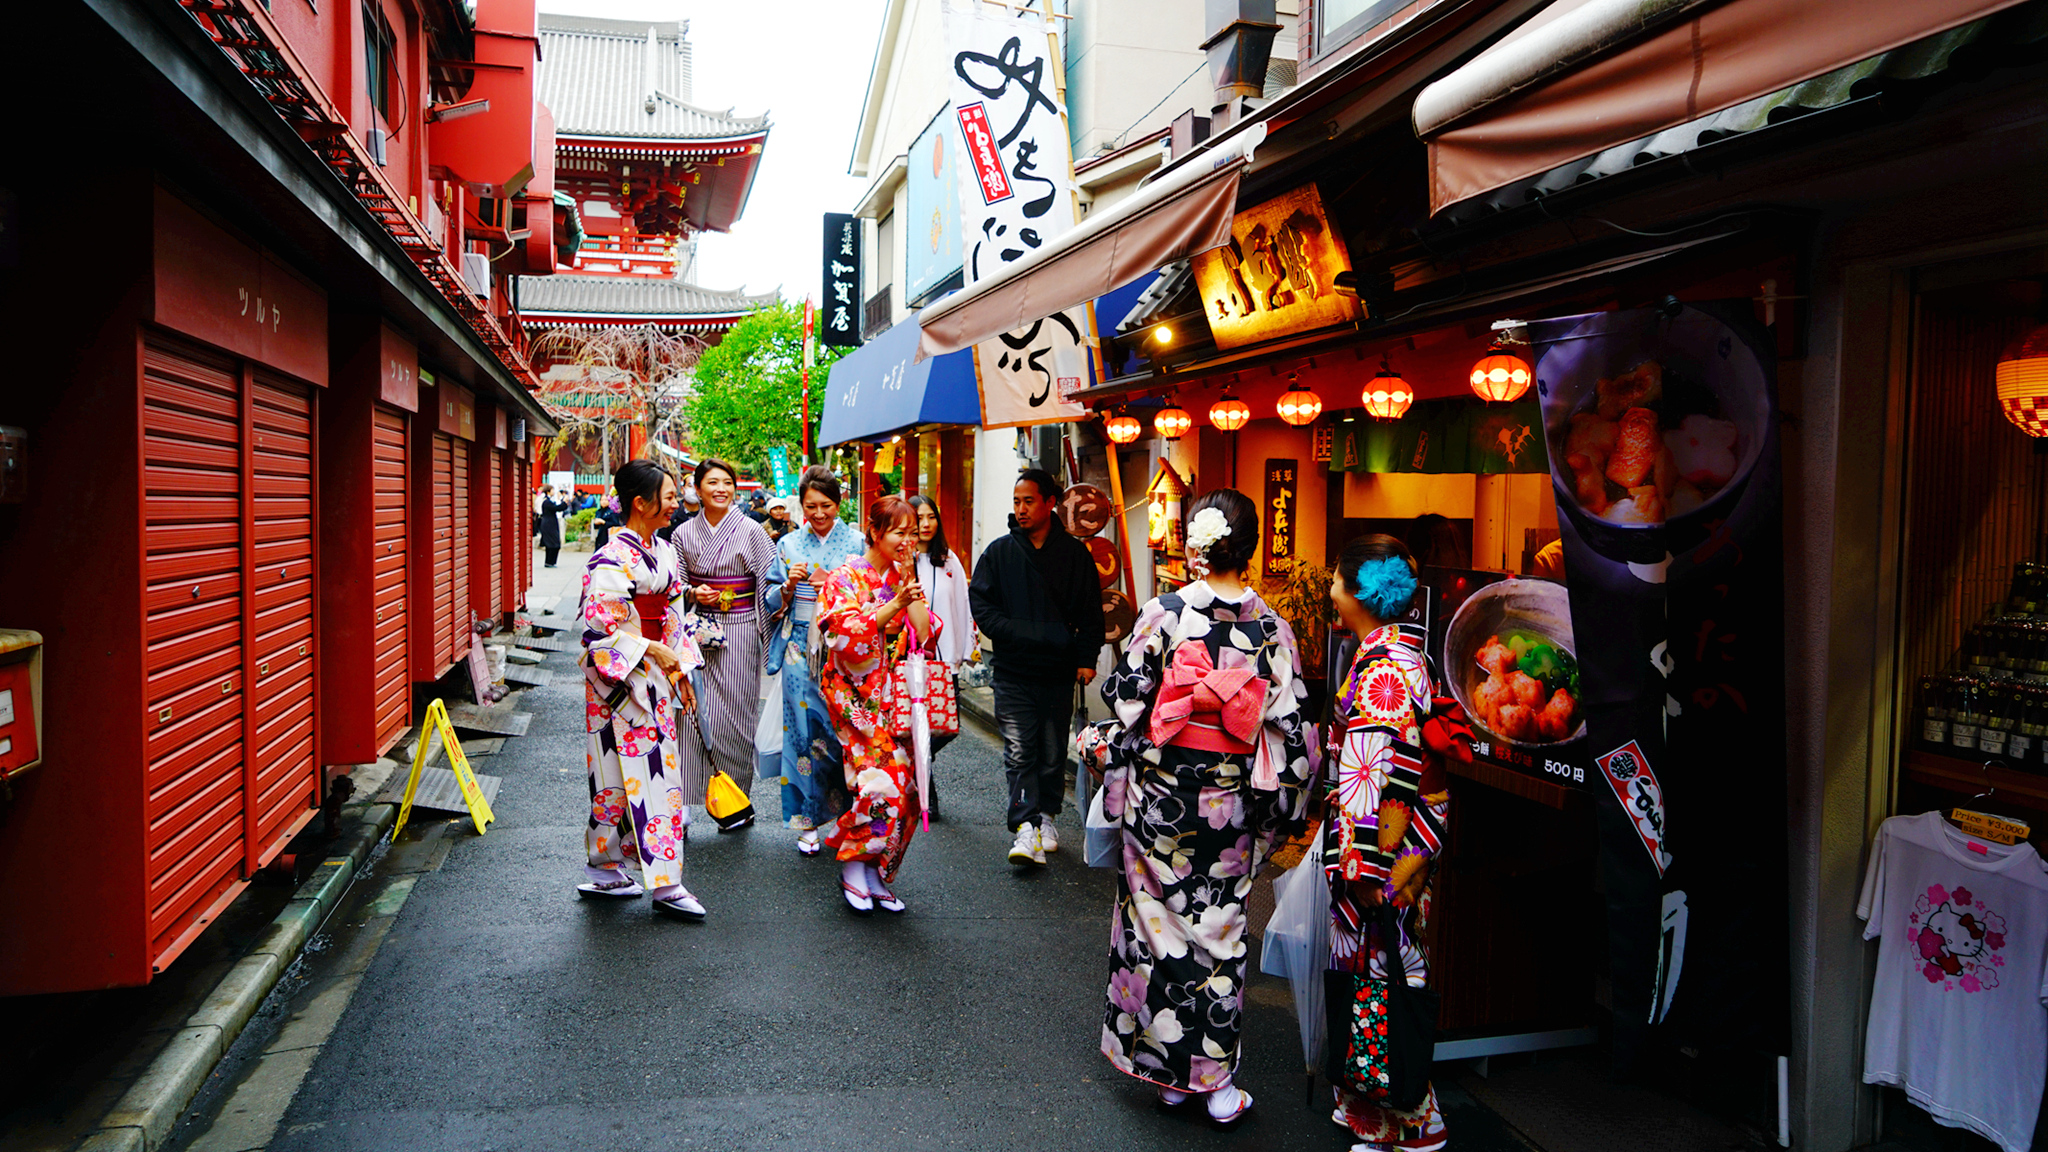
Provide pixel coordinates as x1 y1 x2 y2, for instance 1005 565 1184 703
816 495 940 915
671 457 778 813
577 460 708 920
761 466 863 852
1089 489 1312 1125
1323 534 1465 1152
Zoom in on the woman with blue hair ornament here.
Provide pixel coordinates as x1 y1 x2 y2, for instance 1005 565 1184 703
1322 533 1474 1151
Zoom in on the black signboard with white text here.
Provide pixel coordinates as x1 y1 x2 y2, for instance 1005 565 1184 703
821 213 861 348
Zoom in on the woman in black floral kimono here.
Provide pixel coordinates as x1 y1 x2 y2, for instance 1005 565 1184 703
1086 489 1312 1125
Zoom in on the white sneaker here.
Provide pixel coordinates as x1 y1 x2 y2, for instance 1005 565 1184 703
1008 822 1046 866
1038 817 1060 853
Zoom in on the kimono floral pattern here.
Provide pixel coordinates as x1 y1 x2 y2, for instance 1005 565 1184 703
816 556 941 882
1096 582 1311 1093
1324 623 1451 1147
581 529 702 892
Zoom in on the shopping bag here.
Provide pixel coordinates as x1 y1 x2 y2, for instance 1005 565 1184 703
885 651 959 737
1262 822 1332 1084
1322 904 1440 1112
1083 775 1119 868
704 770 756 831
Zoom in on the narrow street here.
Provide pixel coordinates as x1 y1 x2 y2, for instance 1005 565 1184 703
142 554 1514 1152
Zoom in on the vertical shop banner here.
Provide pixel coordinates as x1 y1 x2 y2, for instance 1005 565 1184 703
906 108 965 305
767 446 792 496
1532 302 1787 1069
1263 459 1298 579
821 213 862 348
943 0 1094 429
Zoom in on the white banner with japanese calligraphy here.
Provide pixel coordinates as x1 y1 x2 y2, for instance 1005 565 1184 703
942 0 1094 429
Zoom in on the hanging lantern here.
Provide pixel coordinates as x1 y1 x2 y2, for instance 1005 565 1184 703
1996 322 2048 437
1469 344 1534 403
1362 357 1414 421
1209 394 1251 432
1154 402 1193 440
1276 374 1323 426
1103 409 1143 444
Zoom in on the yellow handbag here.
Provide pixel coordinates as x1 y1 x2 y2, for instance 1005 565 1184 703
704 770 756 832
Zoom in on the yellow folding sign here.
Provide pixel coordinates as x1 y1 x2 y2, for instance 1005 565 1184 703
392 699 496 840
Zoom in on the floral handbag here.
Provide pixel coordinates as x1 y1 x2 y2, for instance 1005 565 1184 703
883 643 959 737
1322 904 1440 1111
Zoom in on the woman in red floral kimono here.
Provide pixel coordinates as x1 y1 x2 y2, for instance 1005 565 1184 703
816 495 941 915
1323 533 1468 1152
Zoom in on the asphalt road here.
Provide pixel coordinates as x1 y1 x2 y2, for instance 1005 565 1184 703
163 579 1533 1152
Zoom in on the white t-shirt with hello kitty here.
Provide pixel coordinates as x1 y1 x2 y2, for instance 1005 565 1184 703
1858 810 2048 1152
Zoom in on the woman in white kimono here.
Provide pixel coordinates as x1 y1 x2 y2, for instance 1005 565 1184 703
577 460 708 920
907 494 972 817
670 457 778 820
762 466 864 853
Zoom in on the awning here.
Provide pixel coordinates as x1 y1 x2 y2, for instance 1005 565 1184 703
914 124 1266 362
1414 0 2032 213
818 314 981 447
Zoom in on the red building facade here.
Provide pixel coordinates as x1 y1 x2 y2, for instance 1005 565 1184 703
0 0 570 993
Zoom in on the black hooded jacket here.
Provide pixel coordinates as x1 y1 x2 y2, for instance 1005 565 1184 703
969 516 1107 681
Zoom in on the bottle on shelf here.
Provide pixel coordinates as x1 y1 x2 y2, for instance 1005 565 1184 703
1950 676 1982 753
1979 682 2011 758
1919 675 1950 748
2010 685 2039 767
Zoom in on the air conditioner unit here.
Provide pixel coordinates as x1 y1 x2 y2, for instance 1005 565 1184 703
460 252 491 302
366 127 388 167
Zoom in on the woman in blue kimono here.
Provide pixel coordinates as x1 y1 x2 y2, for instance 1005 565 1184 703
762 465 865 854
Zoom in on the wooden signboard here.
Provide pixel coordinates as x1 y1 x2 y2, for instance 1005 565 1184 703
1263 458 1298 580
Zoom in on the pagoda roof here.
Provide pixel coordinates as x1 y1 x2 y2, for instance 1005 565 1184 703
537 14 771 143
518 274 776 327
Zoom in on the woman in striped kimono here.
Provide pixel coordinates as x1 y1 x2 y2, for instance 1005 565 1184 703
762 465 864 854
670 458 777 822
577 460 708 920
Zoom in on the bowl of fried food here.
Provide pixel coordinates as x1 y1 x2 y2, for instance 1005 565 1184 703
1444 578 1585 748
1539 305 1772 562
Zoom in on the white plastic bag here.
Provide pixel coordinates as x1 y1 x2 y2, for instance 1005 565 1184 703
1260 822 1331 1072
1083 772 1119 868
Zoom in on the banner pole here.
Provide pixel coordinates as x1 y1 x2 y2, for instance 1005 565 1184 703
801 299 816 464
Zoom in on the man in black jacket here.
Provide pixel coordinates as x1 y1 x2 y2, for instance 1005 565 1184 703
969 468 1107 866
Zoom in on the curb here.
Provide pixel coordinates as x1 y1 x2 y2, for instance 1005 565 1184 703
960 684 996 730
78 800 401 1152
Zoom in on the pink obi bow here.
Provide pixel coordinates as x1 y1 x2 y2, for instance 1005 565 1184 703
1149 643 1266 753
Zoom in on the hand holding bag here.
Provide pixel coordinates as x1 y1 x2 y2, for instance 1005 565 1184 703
1322 903 1439 1111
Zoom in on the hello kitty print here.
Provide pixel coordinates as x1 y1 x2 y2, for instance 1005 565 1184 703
1911 883 2009 993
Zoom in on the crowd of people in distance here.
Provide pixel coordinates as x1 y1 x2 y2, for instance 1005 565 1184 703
554 456 1463 1152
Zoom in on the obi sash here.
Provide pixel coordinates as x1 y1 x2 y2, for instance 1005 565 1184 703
1149 642 1266 754
631 593 667 639
691 572 757 615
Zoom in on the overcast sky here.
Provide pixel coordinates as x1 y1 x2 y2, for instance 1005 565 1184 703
539 0 885 301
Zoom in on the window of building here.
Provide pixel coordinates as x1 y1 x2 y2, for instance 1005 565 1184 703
363 1 397 122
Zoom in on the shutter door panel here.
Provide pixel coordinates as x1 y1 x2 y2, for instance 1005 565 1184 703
431 434 456 675
487 450 504 618
371 408 409 749
448 443 470 664
141 338 246 962
249 376 316 857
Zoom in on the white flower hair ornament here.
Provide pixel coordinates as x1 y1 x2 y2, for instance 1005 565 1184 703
1186 507 1232 577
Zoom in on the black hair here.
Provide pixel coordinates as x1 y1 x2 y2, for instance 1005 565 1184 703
1016 467 1063 504
614 459 672 518
906 494 950 566
1337 533 1421 620
1183 488 1259 575
693 457 738 489
796 464 842 505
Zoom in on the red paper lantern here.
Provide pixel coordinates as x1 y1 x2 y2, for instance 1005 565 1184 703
1209 394 1251 432
1103 410 1143 444
1996 322 2048 437
1362 360 1414 421
1154 403 1193 440
1276 376 1323 426
1469 346 1534 403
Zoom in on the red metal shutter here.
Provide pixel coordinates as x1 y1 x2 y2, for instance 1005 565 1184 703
141 338 247 966
247 374 318 860
431 433 455 674
449 441 471 663
487 449 504 620
371 408 409 749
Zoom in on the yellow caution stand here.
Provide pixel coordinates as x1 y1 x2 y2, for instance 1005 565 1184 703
392 699 497 839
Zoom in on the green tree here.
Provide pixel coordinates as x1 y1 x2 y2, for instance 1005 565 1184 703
682 301 849 477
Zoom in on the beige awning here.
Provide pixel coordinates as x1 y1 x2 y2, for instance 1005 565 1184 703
1415 0 2031 214
915 125 1266 362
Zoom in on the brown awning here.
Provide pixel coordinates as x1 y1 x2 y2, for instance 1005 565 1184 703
1415 0 2030 214
914 125 1265 362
